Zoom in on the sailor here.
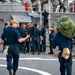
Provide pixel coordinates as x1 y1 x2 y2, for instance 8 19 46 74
26 23 32 52
52 16 74 75
0 20 30 75
40 23 46 52
3 22 10 51
31 24 41 55
52 29 72 75
17 23 27 54
48 28 55 54
42 9 49 28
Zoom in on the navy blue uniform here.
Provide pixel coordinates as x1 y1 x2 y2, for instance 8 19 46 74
41 27 46 52
32 28 41 54
26 27 31 52
2 27 9 51
42 11 49 28
17 26 27 53
1 27 21 71
49 31 55 54
17 26 25 37
52 32 72 75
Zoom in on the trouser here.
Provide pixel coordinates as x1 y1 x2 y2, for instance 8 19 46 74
58 50 72 75
6 44 19 71
22 42 26 53
40 38 46 52
50 40 53 53
20 42 26 53
32 39 40 53
44 19 48 28
26 41 30 52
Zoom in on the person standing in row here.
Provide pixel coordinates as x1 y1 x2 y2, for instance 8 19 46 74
26 23 32 52
40 23 46 52
48 28 55 54
3 22 10 51
17 23 27 54
0 20 30 75
31 24 41 55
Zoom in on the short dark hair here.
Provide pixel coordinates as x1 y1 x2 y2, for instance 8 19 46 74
5 22 9 26
19 23 22 26
34 24 37 27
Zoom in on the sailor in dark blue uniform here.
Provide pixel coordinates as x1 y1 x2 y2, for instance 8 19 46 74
17 23 27 54
40 23 46 52
0 20 30 75
42 9 49 28
52 32 72 75
48 28 55 54
31 24 41 55
26 23 32 52
3 22 10 32
3 22 10 51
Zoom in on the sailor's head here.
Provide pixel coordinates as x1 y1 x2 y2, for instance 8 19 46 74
10 20 19 28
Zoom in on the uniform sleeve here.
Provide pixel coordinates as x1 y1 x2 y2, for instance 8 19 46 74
52 37 57 49
48 12 49 15
1 32 5 40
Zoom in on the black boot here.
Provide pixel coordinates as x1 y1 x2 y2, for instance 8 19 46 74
8 70 12 75
32 50 35 55
32 52 35 54
38 52 40 55
13 70 16 75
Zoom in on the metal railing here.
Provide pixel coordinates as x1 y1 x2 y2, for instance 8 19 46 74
0 3 25 11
